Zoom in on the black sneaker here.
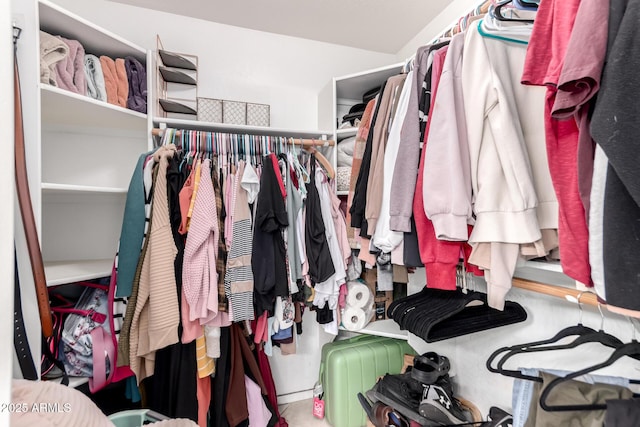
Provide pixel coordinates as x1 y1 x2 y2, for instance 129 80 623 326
366 373 438 426
418 375 470 425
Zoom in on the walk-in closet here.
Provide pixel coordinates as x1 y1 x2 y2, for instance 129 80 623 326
5 0 640 426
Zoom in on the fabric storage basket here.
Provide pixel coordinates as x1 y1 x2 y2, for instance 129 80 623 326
247 102 270 127
197 97 223 122
223 100 247 125
337 166 351 192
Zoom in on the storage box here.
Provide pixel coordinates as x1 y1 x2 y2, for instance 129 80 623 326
319 335 415 427
197 97 222 122
247 102 270 127
223 100 247 125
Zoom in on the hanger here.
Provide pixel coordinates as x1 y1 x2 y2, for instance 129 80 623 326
487 292 600 377
477 19 529 45
539 318 640 412
304 141 335 180
492 0 535 23
489 299 640 383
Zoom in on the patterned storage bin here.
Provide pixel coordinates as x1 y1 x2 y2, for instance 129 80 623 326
247 103 270 127
223 100 247 125
197 97 222 122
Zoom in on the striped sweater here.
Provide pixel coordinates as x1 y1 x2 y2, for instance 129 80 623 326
225 161 255 322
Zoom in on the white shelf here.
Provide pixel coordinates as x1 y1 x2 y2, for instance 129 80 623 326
154 117 332 139
45 259 113 287
41 85 147 131
41 183 127 195
340 319 408 340
38 0 146 61
335 62 404 100
336 190 349 196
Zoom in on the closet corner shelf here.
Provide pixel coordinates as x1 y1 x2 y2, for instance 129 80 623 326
340 319 408 340
45 259 113 287
38 0 146 61
40 84 147 131
41 183 128 195
335 62 404 100
153 117 332 139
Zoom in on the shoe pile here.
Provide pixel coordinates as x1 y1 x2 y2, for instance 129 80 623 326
364 352 472 426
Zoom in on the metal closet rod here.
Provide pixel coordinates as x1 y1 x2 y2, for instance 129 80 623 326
512 278 600 307
151 128 335 147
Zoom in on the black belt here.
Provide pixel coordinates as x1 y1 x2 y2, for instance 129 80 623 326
14 251 38 380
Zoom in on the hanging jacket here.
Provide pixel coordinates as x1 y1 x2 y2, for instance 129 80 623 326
345 99 376 248
350 81 387 235
372 70 414 253
365 74 407 236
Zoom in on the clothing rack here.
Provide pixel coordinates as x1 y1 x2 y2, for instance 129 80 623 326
151 127 335 147
512 278 600 307
152 126 336 178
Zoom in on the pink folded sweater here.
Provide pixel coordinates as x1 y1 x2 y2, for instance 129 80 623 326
54 36 86 95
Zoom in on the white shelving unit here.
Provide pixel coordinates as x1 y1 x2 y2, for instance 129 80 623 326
37 0 150 289
13 0 152 380
321 63 404 196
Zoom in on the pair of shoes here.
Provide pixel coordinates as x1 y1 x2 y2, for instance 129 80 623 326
418 374 470 425
366 372 435 426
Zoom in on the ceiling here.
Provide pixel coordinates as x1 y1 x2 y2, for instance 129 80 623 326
109 0 451 54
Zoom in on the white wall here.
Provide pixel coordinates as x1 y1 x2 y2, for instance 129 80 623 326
1 3 15 425
50 0 396 130
396 0 482 60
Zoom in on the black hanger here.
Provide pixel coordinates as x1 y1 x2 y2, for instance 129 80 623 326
486 323 596 377
493 0 535 23
539 339 640 412
492 328 632 383
486 294 597 376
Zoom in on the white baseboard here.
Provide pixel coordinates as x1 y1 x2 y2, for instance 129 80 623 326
277 389 314 404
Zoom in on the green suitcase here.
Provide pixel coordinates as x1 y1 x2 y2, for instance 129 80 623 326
319 334 415 427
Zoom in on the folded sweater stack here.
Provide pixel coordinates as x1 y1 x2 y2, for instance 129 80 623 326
39 31 147 113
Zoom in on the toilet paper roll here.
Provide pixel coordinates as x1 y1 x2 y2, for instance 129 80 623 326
346 282 372 309
342 307 372 331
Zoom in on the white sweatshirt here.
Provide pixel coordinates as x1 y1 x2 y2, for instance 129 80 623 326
461 24 556 308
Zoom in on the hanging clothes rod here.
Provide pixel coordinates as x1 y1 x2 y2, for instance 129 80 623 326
512 278 600 307
151 127 335 147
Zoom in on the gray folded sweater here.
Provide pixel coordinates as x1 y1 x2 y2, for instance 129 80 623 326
84 54 107 101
